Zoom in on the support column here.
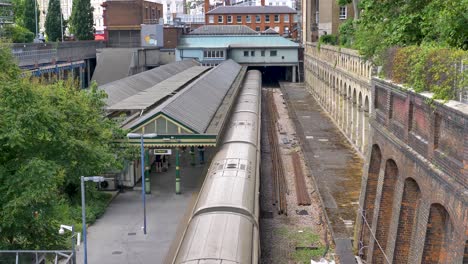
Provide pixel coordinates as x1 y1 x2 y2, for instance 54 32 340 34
292 66 297 83
175 147 181 194
190 146 195 166
86 59 91 87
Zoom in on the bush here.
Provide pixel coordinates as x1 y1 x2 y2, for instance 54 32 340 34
3 25 34 43
319 34 339 45
382 45 468 100
339 19 355 47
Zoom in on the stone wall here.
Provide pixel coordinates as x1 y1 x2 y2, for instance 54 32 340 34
357 78 468 263
304 42 373 156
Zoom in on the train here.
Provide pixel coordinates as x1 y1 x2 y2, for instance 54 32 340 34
172 70 262 264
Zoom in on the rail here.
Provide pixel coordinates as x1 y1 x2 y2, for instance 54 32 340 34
0 250 75 264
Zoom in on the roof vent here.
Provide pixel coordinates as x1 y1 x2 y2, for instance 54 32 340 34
226 163 237 169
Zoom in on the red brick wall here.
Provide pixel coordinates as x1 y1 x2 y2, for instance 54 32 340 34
205 13 296 36
358 78 468 263
393 178 421 263
422 204 453 263
373 159 398 264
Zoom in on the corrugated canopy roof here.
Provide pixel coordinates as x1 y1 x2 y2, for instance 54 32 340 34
189 25 258 35
207 5 296 14
106 66 210 111
99 60 199 106
124 59 242 134
178 35 299 49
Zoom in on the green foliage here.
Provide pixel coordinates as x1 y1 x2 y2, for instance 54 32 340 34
2 25 34 43
0 44 125 249
70 0 94 40
381 45 468 100
338 19 355 48
319 34 338 46
274 227 328 263
12 0 25 26
22 0 39 36
353 0 467 59
45 0 64 41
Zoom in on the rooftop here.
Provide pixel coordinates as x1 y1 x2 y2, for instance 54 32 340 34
189 25 258 35
178 35 299 49
207 5 297 14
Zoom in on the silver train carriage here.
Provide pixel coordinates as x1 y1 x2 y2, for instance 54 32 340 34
173 70 262 264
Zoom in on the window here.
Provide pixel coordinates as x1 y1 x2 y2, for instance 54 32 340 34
237 15 242 23
245 15 251 23
274 14 279 22
256 15 261 23
204 50 224 58
255 26 260 31
218 15 223 23
265 15 270 23
284 26 289 33
261 50 265 56
270 50 277 56
265 26 270 30
251 51 255 56
244 51 249 57
284 14 289 22
209 15 214 23
339 6 347 19
227 15 232 23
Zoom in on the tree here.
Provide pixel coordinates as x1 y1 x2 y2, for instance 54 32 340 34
3 25 35 43
69 0 94 40
22 0 39 36
0 44 125 249
45 0 63 41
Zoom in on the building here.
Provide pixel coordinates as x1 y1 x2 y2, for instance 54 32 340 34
102 0 163 47
205 3 297 36
302 0 353 42
256 0 295 8
176 25 299 81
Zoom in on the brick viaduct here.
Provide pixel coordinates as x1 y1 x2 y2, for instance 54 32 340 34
304 42 468 263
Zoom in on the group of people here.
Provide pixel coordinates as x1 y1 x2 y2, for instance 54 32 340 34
152 146 205 172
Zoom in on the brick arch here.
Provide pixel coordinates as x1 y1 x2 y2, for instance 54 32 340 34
373 159 399 264
422 203 454 264
393 177 421 263
360 144 382 260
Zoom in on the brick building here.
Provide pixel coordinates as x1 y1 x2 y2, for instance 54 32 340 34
302 0 353 42
205 2 297 37
102 0 163 47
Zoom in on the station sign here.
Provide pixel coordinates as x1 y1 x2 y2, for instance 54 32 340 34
153 149 172 155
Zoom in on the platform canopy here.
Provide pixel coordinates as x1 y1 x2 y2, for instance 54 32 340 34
106 60 246 148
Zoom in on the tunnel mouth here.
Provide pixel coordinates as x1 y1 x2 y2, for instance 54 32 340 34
247 66 292 86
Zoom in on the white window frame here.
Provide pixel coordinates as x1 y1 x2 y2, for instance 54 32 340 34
274 14 280 23
339 6 347 19
209 15 214 23
255 15 261 23
227 15 232 23
237 15 243 23
218 15 223 23
265 14 270 23
283 14 289 22
245 15 251 23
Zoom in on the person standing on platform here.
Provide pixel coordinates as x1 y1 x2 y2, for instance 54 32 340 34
155 155 162 172
197 146 205 164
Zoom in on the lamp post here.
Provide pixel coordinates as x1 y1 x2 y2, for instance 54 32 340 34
58 224 81 264
80 176 106 264
126 132 157 235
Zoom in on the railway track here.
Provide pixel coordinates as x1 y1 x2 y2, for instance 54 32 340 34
266 90 288 215
292 151 311 206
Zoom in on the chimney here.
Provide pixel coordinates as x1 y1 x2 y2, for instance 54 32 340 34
261 0 265 6
225 0 230 5
204 0 210 13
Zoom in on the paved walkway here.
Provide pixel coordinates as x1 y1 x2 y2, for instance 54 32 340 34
280 82 363 264
76 151 209 264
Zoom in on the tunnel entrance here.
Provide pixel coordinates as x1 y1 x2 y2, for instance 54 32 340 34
247 66 295 86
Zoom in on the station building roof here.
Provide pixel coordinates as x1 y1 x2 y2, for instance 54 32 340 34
189 25 258 35
99 60 199 106
108 60 246 147
177 35 299 49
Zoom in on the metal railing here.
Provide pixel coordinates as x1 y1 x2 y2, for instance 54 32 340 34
0 250 74 264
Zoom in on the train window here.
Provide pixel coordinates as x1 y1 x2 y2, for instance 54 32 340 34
240 164 246 170
218 164 224 170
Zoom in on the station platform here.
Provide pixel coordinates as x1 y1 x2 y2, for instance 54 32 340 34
76 150 211 264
